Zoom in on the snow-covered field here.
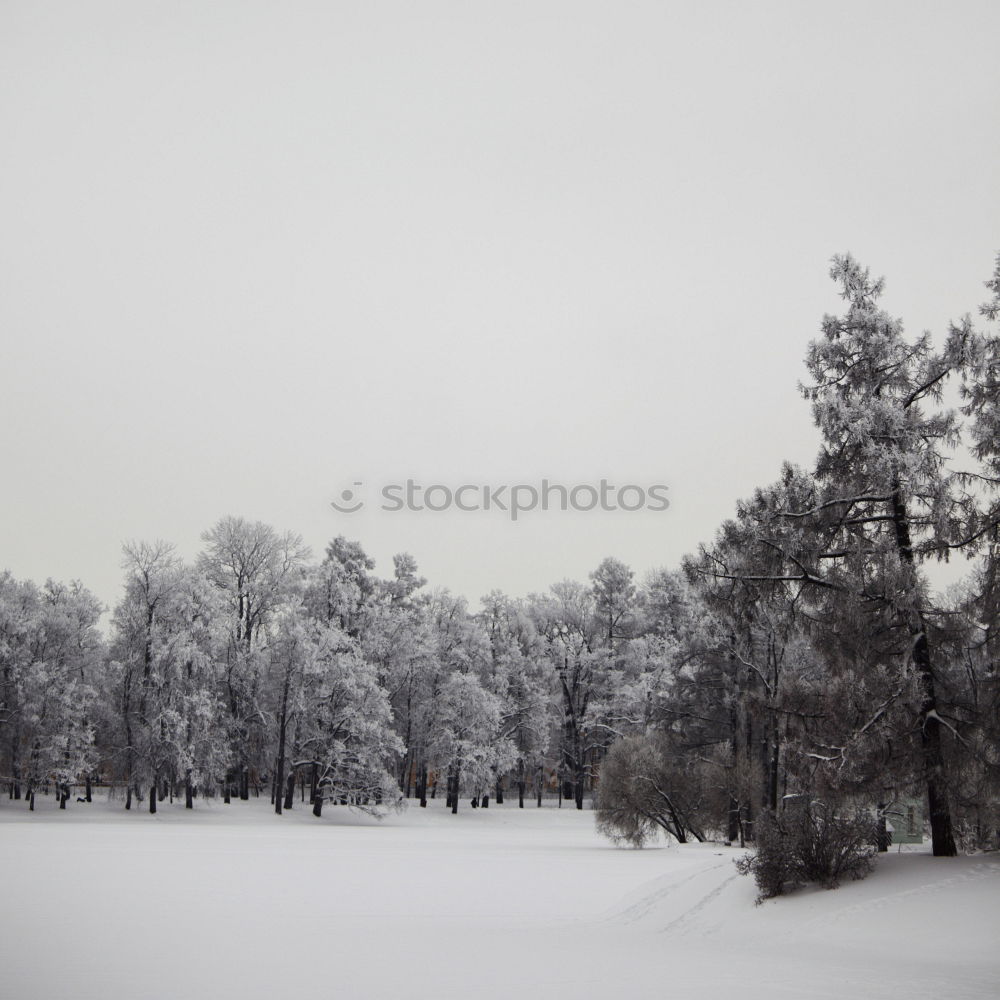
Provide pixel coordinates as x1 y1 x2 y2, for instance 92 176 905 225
1 796 997 1000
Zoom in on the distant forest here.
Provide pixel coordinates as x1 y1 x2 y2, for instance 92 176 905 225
2 255 999 858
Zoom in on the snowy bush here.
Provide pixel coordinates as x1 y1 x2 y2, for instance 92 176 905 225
735 802 878 903
595 734 710 846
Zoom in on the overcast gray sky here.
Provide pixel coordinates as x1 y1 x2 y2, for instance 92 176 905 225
2 0 998 612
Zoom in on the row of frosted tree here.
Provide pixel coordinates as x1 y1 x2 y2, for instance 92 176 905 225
0 526 686 818
2 254 999 856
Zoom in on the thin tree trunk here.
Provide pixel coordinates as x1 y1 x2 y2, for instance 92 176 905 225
876 804 889 852
149 783 157 814
10 736 20 800
727 795 740 845
766 733 780 813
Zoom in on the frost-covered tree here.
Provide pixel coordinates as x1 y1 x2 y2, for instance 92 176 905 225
792 257 968 855
691 256 983 855
110 541 181 809
529 580 604 809
1 574 103 809
590 556 637 652
382 552 427 608
305 639 403 818
197 518 309 799
110 544 229 811
477 591 553 807
427 671 515 813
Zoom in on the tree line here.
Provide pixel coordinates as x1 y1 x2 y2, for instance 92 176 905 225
2 254 998 858
0 530 677 818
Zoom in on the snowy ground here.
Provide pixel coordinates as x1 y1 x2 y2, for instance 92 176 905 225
1 795 997 1000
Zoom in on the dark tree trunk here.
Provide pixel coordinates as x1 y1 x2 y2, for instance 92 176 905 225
890 490 957 857
727 795 740 845
10 737 21 800
275 680 290 814
495 779 503 805
766 737 779 813
309 762 318 804
418 764 428 808
284 771 295 811
149 783 157 814
185 771 194 809
451 766 460 814
59 784 68 809
876 804 889 852
85 774 92 803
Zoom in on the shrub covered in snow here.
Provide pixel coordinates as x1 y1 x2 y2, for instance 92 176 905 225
735 801 878 903
595 734 713 846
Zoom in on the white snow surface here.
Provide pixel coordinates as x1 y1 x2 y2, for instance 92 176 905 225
1 796 997 999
